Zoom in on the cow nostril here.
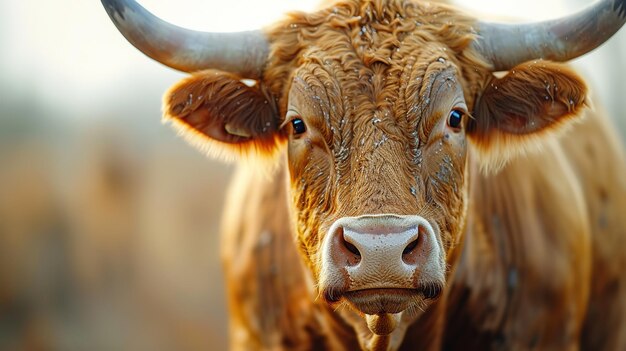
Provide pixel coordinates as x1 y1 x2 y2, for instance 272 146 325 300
402 235 421 265
340 230 361 266
403 238 418 255
344 240 361 257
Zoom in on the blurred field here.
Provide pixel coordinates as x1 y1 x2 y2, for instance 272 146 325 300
0 0 624 350
0 105 234 350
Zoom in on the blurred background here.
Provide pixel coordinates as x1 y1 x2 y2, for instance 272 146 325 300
0 0 624 350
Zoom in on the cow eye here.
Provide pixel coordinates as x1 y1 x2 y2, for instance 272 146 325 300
448 109 464 130
291 117 307 135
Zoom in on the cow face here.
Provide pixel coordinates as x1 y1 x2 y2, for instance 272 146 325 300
284 49 468 313
161 0 587 341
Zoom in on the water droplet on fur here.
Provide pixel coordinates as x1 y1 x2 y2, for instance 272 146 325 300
373 134 388 148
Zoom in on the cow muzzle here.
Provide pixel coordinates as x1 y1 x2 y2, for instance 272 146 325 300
319 214 445 317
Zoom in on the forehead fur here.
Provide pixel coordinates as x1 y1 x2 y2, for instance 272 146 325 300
264 0 490 113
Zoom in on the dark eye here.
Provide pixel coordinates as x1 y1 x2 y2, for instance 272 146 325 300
448 109 464 130
291 117 307 135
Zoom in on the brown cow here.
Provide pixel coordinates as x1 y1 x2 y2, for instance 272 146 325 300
102 0 626 349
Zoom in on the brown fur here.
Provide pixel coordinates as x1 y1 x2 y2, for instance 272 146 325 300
163 70 286 161
159 0 626 350
469 60 588 172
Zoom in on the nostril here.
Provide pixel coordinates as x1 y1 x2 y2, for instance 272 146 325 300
340 229 361 266
403 238 418 256
344 240 361 257
402 234 421 265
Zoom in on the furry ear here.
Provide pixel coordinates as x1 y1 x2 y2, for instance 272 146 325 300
162 70 285 161
467 60 587 172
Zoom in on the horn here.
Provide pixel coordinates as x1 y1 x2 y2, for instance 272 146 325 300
473 0 626 71
101 0 270 78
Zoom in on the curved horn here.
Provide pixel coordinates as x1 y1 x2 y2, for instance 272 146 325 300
101 0 269 78
473 0 626 71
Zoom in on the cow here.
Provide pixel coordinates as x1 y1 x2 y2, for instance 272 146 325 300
101 0 626 349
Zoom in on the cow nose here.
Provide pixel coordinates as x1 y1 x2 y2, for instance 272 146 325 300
321 215 439 294
339 223 422 268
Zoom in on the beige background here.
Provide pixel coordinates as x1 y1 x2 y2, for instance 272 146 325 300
0 0 624 350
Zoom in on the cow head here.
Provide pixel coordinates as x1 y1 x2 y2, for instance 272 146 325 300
103 0 625 348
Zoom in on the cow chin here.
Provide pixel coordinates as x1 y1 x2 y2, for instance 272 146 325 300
343 286 442 315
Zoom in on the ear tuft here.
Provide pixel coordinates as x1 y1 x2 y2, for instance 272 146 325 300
468 60 588 173
162 70 286 162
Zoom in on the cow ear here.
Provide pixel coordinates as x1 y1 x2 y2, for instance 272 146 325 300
162 70 285 161
467 60 587 172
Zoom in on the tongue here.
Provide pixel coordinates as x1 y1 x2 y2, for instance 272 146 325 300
365 313 402 335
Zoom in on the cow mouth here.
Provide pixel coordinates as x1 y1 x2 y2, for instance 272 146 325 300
342 286 442 315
